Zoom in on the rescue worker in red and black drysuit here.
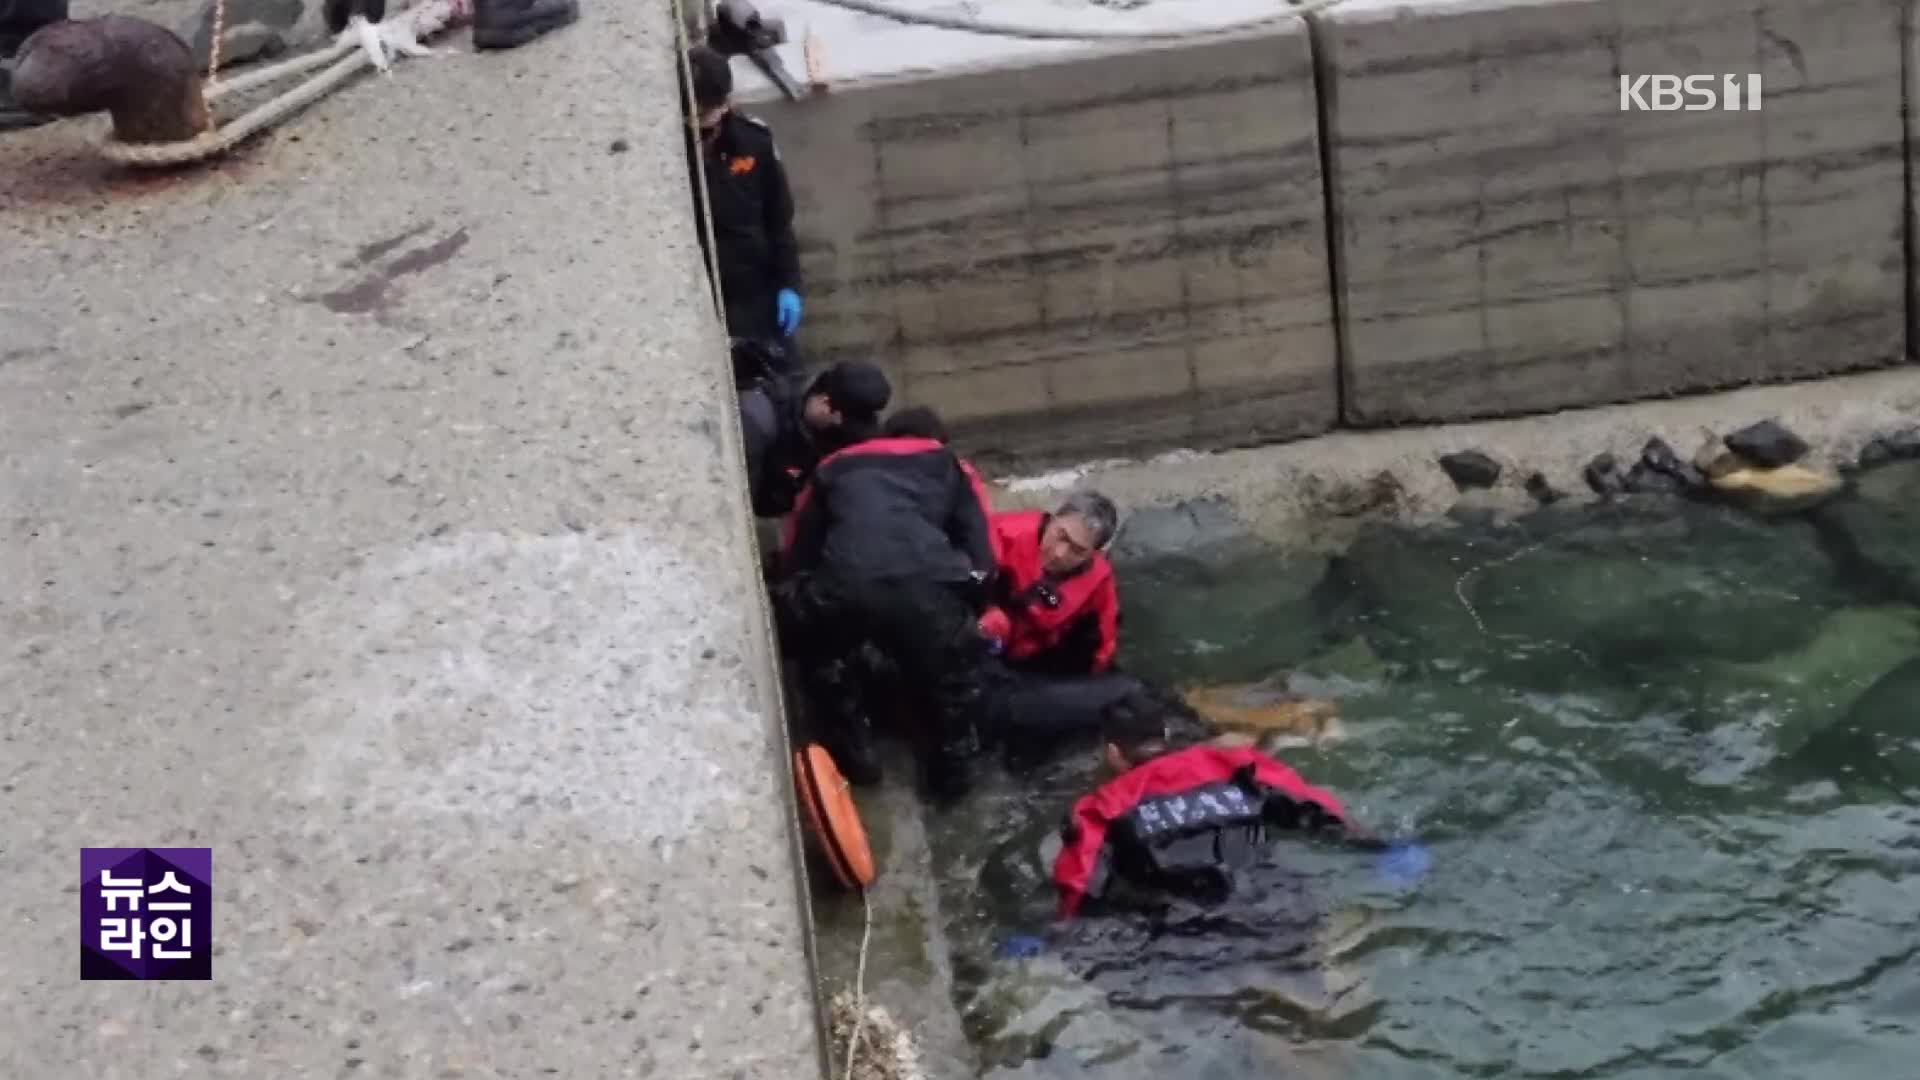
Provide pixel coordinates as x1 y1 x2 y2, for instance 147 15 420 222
773 421 999 800
1053 690 1386 919
962 491 1147 766
978 493 1122 678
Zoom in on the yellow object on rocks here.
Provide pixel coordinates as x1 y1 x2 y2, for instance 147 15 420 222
1181 685 1342 741
1709 462 1842 513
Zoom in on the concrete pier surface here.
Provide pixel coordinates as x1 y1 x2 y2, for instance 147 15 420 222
1 5 821 1079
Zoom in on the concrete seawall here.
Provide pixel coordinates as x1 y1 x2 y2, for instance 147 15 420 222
739 0 1916 468
751 27 1337 465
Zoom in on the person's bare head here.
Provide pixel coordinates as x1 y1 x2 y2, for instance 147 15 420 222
1041 491 1118 577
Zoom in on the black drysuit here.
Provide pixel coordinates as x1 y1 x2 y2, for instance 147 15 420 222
686 110 801 359
775 436 998 795
738 370 823 519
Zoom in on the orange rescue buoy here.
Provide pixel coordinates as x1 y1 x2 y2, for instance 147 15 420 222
793 743 876 890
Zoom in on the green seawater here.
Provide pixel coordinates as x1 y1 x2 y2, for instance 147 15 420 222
918 467 1920 1079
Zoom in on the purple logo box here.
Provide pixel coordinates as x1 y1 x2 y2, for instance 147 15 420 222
80 848 212 981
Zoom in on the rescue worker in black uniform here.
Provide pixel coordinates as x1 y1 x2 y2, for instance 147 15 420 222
684 44 805 387
739 360 890 519
775 427 999 801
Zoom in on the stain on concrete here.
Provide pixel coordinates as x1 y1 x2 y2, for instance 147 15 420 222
354 222 435 266
318 227 471 317
385 228 469 277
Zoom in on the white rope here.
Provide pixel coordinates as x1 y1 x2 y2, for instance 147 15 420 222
843 885 873 1080
206 34 359 102
1454 542 1543 636
207 0 227 86
671 0 731 324
797 0 1349 43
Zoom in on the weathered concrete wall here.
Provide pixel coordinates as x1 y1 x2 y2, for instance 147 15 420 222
1317 0 1908 424
748 28 1337 468
734 0 1913 467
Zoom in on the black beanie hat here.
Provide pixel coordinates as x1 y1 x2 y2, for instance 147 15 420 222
813 361 892 422
687 45 732 110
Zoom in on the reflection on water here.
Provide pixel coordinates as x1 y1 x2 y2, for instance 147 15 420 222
926 478 1920 1078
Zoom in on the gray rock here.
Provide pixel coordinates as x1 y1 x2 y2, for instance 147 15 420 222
1107 495 1250 564
1635 434 1712 495
1300 469 1404 519
177 0 303 70
1438 449 1500 491
1725 419 1809 469
1584 452 1627 497
1857 426 1920 471
1524 471 1563 504
1624 461 1687 496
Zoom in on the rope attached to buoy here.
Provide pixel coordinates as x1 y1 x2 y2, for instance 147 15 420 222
842 882 873 1080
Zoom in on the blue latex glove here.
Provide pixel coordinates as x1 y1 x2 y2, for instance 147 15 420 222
1377 842 1432 888
996 934 1046 959
776 289 803 335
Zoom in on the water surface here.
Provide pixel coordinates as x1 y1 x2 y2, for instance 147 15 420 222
925 473 1920 1078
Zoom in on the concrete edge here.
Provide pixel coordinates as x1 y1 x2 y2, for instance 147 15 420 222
668 8 836 1076
731 18 1319 104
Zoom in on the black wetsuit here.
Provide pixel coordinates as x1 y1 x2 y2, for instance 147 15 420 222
687 109 801 375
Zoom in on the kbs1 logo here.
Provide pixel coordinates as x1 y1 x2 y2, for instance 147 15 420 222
1620 74 1763 112
80 847 213 980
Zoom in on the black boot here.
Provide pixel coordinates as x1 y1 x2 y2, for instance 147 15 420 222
1 0 67 55
472 0 577 50
809 658 882 787
1 0 65 132
923 727 976 804
822 713 883 788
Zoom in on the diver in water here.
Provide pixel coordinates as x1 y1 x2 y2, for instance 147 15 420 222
959 688 1426 1074
1051 687 1391 918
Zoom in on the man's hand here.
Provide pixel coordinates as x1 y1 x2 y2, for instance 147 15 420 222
977 607 1011 644
776 288 803 335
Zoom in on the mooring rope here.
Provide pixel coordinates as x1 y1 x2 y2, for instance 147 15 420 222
797 0 1349 43
98 0 469 166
